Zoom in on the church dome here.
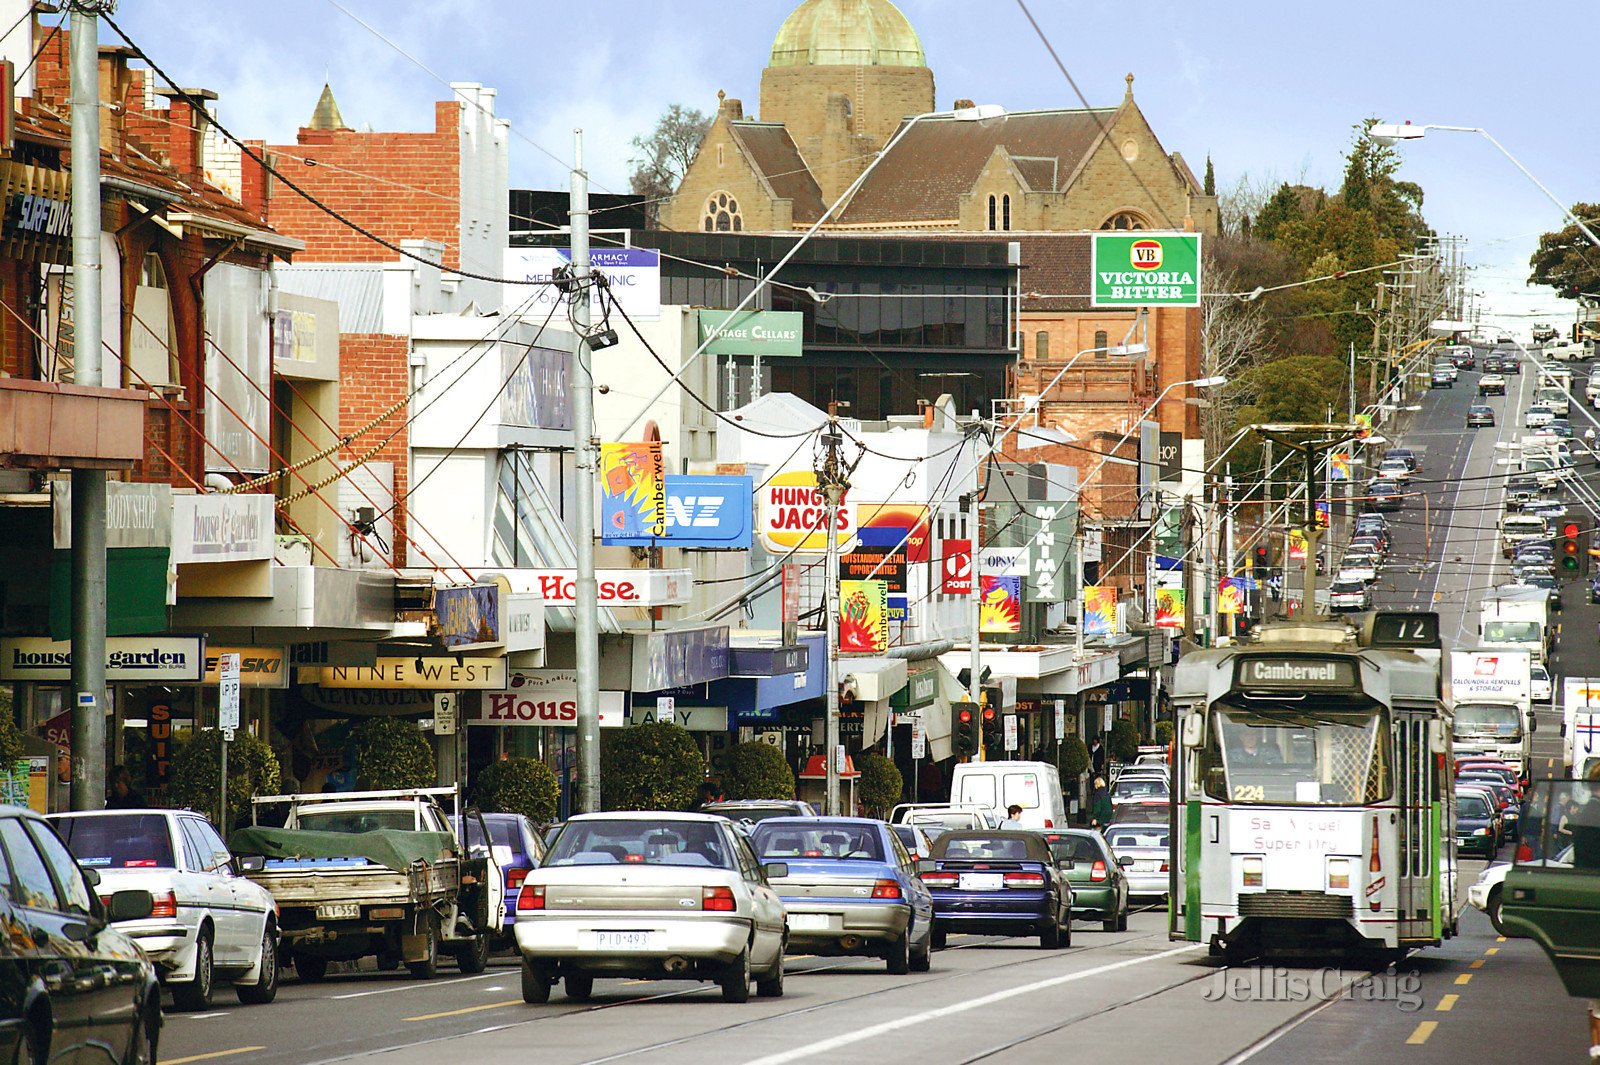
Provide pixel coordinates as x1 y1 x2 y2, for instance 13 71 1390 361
768 0 926 68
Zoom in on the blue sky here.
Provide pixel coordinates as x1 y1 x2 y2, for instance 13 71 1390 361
115 0 1594 332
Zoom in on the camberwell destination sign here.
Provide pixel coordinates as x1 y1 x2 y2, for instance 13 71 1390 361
1090 233 1202 307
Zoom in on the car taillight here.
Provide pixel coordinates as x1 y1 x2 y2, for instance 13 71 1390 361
1043 819 1054 828
871 880 902 899
1160 862 1169 873
506 867 530 890
517 884 545 911
150 891 177 919
1090 860 1108 883
1003 871 1046 888
921 871 958 888
702 886 736 912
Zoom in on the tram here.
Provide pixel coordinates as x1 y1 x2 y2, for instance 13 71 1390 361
1168 612 1458 961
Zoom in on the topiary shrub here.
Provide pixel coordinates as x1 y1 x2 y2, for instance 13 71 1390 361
167 730 281 830
1060 735 1090 780
856 752 902 817
600 722 702 811
721 742 795 801
1108 717 1140 764
350 718 435 791
1154 720 1174 747
0 692 23 766
473 757 558 825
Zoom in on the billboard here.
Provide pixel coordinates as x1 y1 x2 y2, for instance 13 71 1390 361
839 580 888 652
839 547 907 593
979 575 1022 634
503 246 661 322
602 475 752 548
697 310 804 357
857 503 931 563
1090 233 1202 308
761 471 856 554
599 442 665 540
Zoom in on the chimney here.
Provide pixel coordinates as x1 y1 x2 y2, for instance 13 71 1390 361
97 45 136 154
156 86 217 186
716 90 742 120
954 98 976 111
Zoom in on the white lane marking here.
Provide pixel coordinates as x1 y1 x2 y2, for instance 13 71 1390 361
180 1011 230 1020
740 944 1200 1065
330 972 501 1000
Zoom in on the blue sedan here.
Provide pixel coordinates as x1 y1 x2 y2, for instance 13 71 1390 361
454 812 546 948
751 817 934 973
922 831 1072 949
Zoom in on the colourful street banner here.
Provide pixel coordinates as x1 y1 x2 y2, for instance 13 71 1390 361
1288 529 1308 561
600 442 665 539
1155 588 1185 630
1218 577 1247 615
1315 501 1330 528
1083 585 1118 637
857 502 931 563
839 579 888 653
1353 414 1372 439
1329 452 1350 481
978 575 1022 634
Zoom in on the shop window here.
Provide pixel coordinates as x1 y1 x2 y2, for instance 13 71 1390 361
129 253 177 389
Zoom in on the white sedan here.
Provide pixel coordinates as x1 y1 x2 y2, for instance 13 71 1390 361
51 809 280 1009
515 812 788 1004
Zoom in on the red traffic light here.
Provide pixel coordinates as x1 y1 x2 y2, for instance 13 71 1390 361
1564 522 1581 538
982 708 996 722
958 709 973 724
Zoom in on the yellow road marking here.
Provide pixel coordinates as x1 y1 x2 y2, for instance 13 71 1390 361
1455 974 1472 985
1485 947 1499 955
1496 936 1506 943
1407 1021 1438 1045
405 1000 521 1022
1469 960 1485 969
162 1051 267 1065
1436 994 1458 1012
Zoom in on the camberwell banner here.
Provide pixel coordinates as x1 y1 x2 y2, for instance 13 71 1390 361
979 575 1022 634
1155 588 1185 630
838 580 888 653
600 442 666 540
1083 586 1118 637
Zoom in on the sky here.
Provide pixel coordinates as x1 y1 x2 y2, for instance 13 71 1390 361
110 0 1597 336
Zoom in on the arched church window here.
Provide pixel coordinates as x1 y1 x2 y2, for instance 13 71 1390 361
1100 211 1150 231
987 195 997 231
703 192 744 233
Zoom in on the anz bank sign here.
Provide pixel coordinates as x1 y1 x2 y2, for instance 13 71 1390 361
602 475 753 549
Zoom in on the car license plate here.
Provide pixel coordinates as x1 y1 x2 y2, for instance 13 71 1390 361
958 873 1005 891
589 931 659 951
315 903 360 920
788 913 832 932
1134 860 1158 872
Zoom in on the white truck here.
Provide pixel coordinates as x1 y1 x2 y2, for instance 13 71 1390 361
1562 678 1600 779
232 787 503 982
1450 648 1534 771
1478 588 1550 664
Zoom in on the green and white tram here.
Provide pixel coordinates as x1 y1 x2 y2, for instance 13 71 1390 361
1169 613 1458 961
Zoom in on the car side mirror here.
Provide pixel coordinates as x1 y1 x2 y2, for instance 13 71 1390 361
1182 714 1205 750
80 866 101 889
763 863 789 881
1117 855 1136 868
235 854 266 874
107 889 155 922
1527 712 1538 734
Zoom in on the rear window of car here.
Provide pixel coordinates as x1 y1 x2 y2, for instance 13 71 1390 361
1042 834 1102 864
545 819 735 869
1457 795 1491 817
955 773 998 811
1113 779 1169 799
751 823 883 861
295 810 417 833
703 804 801 823
53 814 175 869
937 836 1034 861
1003 773 1041 810
1107 826 1169 849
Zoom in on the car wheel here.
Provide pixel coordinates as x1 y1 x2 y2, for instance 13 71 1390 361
294 953 328 983
1040 917 1062 950
520 958 552 1004
453 934 490 975
236 926 279 1005
1117 905 1129 933
885 931 910 975
720 944 751 1003
756 955 785 998
909 932 932 973
930 924 947 951
122 999 157 1065
564 974 594 1001
172 929 215 1010
376 947 401 972
1102 912 1119 933
406 917 439 980
1488 887 1511 937
15 1014 44 1065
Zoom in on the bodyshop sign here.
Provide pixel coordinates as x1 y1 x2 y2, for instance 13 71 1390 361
1091 233 1202 307
525 569 692 607
1 636 205 682
602 475 752 549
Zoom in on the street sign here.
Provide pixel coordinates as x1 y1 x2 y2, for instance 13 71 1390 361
218 652 241 732
1091 233 1202 307
910 717 926 759
656 696 676 717
434 692 458 736
1054 698 1066 738
1004 714 1018 752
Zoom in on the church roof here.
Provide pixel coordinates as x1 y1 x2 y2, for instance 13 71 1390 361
769 0 925 68
836 108 1117 225
728 120 827 223
308 82 348 131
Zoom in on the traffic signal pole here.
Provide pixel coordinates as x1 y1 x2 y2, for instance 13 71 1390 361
967 488 983 756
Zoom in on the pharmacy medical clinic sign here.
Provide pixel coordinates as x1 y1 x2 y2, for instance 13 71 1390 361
1091 233 1202 307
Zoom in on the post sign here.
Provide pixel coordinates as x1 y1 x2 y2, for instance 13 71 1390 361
697 310 804 357
941 539 973 594
1091 232 1202 307
218 653 241 732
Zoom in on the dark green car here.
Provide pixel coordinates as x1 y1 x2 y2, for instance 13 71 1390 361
1041 830 1130 932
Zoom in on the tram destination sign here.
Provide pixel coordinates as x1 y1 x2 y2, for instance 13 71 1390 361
1235 657 1359 691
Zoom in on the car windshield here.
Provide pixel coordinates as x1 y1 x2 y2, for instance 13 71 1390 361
1202 704 1391 805
53 814 175 869
544 819 736 869
1454 703 1522 739
1482 621 1540 644
1106 825 1169 850
294 810 418 833
1112 778 1169 800
751 822 883 861
1331 581 1364 594
1457 795 1491 818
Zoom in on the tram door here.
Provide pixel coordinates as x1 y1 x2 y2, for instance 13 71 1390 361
1396 713 1432 942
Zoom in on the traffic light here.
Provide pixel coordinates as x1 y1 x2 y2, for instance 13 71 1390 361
1561 522 1585 575
980 705 999 756
1253 545 1269 579
954 703 978 756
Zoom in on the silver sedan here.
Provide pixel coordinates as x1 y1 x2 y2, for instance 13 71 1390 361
1104 822 1171 899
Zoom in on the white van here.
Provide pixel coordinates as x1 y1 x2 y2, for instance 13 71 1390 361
949 761 1065 829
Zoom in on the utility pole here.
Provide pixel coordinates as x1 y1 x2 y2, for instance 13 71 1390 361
69 2 107 811
1180 497 1196 639
1222 470 1234 628
967 487 984 751
819 411 849 816
569 130 602 813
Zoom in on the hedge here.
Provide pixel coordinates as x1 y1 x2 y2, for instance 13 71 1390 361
473 757 559 825
350 718 436 791
1108 717 1140 763
1060 735 1090 780
856 752 902 817
721 742 795 801
600 722 703 810
166 730 281 830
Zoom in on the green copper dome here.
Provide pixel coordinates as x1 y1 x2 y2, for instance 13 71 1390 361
769 0 927 68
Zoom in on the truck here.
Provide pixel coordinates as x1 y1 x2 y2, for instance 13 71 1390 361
1478 587 1550 663
230 787 503 982
1450 648 1534 771
1562 678 1600 779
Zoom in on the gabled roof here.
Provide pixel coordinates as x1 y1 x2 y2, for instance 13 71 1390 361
727 120 827 223
837 107 1117 225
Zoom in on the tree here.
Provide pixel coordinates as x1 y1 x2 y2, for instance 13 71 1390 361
473 758 559 825
600 722 703 810
1200 262 1269 460
1529 204 1600 299
856 753 903 817
167 730 282 831
1203 155 1216 197
721 742 795 801
628 104 711 228
1108 718 1140 763
349 718 435 791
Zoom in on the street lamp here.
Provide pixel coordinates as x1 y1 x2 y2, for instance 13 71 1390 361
1368 122 1600 252
618 103 1009 436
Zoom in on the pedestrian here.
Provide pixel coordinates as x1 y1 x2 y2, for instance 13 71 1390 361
1090 776 1113 831
105 765 144 810
999 804 1024 829
1090 736 1107 779
689 780 723 812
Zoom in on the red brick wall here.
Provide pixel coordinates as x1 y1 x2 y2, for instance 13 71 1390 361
339 333 411 565
249 100 462 268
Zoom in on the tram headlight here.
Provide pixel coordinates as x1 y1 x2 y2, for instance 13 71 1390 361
1241 856 1264 888
1326 858 1351 890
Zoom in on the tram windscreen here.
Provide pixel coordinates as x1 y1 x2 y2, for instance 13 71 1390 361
1481 621 1540 645
1203 705 1391 805
1452 702 1522 741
